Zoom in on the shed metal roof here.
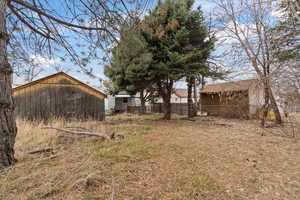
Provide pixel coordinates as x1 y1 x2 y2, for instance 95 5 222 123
201 79 258 94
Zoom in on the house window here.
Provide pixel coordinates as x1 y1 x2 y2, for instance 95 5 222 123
123 98 128 103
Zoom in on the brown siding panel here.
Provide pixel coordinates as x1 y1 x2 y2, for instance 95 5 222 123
13 83 105 121
201 91 250 118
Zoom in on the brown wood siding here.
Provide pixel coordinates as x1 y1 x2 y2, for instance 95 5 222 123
14 79 105 121
201 91 250 118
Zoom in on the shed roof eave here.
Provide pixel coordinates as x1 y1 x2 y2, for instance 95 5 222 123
13 72 107 99
200 89 249 94
115 95 131 98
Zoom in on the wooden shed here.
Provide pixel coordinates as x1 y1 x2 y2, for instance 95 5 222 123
200 79 262 118
13 72 107 121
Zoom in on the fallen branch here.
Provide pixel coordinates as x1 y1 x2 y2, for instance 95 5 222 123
102 121 119 126
43 126 124 140
28 148 54 154
43 126 110 139
182 117 197 121
64 126 92 132
110 132 125 140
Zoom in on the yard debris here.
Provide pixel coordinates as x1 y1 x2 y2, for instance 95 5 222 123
71 173 107 191
182 117 197 121
110 132 124 140
64 126 92 132
28 148 55 154
246 158 258 168
214 123 233 127
198 111 208 116
102 121 119 126
43 126 124 140
205 122 233 127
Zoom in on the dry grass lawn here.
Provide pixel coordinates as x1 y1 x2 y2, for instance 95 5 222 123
0 113 300 200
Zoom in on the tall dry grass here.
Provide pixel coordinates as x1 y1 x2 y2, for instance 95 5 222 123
1 117 155 200
1 114 300 200
15 118 107 156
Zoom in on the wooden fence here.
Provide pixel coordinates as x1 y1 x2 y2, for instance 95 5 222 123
150 103 188 115
127 106 147 114
127 103 188 115
128 103 258 119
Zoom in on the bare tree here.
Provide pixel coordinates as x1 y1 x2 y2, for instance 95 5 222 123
0 0 17 168
212 0 283 126
14 58 44 82
0 0 152 168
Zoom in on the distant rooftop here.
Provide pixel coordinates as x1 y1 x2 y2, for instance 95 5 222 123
174 88 188 98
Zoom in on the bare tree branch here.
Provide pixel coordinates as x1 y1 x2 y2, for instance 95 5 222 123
10 0 109 31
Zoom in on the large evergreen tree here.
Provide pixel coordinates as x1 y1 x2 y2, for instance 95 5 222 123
106 0 214 119
141 0 214 119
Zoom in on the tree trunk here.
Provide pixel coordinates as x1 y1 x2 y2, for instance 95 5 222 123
261 82 270 127
269 87 282 124
0 0 17 169
187 77 194 118
260 78 282 126
197 75 205 113
140 90 146 114
158 81 173 120
162 95 171 120
193 77 198 112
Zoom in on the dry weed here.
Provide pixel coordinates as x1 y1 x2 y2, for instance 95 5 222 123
0 115 299 200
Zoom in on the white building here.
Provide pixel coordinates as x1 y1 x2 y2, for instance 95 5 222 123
105 91 140 114
154 88 200 104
